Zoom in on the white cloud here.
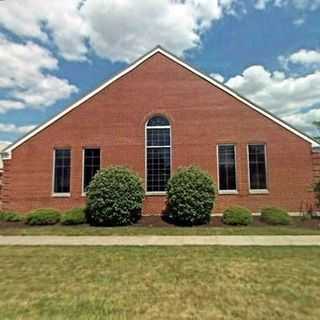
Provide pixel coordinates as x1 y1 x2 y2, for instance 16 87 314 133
293 17 305 26
225 65 320 133
286 49 320 66
80 0 237 62
290 0 320 10
0 35 78 112
255 0 273 10
211 73 225 82
283 108 320 135
255 0 320 10
0 123 36 134
0 0 237 63
0 0 87 61
0 100 25 114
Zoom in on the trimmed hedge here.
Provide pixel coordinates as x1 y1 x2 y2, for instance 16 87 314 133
166 166 216 226
222 206 253 226
0 211 23 222
86 166 145 226
26 208 61 225
260 207 291 225
61 208 86 225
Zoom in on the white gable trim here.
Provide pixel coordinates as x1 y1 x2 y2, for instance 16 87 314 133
2 46 319 159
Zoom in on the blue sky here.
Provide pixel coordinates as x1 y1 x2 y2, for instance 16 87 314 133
0 0 320 148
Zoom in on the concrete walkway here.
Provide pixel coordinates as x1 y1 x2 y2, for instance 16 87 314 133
1 235 320 246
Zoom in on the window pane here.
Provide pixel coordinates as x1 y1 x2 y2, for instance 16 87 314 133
147 116 169 127
146 116 171 192
248 145 267 190
83 148 100 191
147 128 170 146
54 149 71 193
147 147 171 192
218 145 236 191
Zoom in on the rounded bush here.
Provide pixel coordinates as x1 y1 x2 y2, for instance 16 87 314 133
222 206 253 226
166 166 216 226
0 211 23 222
61 208 86 225
26 208 60 225
260 207 291 225
86 166 145 226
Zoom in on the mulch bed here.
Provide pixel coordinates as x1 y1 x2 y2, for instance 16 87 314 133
131 215 320 229
1 215 320 229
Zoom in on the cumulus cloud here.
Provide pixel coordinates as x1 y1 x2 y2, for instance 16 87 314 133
280 49 320 68
211 73 225 82
0 35 78 113
0 123 36 134
0 100 25 114
226 65 320 117
0 0 237 63
0 0 87 61
255 0 320 10
222 57 320 135
255 0 273 10
282 109 320 134
81 0 238 62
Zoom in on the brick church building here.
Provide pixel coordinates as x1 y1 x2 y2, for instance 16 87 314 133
1 47 319 214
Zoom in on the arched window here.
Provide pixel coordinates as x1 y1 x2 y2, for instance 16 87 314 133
146 115 171 192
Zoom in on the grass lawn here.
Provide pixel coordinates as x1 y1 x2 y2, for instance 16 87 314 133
1 223 320 235
0 246 319 319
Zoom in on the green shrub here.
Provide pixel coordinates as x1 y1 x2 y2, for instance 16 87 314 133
0 211 23 222
61 208 86 225
260 207 291 225
26 208 61 225
222 206 253 226
86 166 145 226
166 166 216 226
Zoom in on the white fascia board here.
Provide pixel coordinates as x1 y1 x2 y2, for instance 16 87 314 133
2 46 319 160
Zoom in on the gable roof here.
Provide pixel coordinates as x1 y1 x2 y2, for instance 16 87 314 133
2 46 319 159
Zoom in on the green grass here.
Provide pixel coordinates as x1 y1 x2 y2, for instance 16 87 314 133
0 246 319 319
0 224 320 235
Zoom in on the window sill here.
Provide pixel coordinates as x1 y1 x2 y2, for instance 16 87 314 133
146 192 167 196
249 189 269 195
52 193 71 198
218 190 239 195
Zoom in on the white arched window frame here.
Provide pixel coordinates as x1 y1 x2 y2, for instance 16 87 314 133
145 116 171 194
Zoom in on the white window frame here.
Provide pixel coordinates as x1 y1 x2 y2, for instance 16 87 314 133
81 147 101 196
52 148 71 197
247 143 269 194
217 144 238 194
145 117 172 195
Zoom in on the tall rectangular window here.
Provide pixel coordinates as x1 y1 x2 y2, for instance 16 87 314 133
146 116 171 192
248 144 267 190
54 149 71 194
218 144 237 191
83 148 100 192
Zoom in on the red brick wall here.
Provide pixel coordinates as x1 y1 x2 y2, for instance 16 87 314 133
2 53 315 213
